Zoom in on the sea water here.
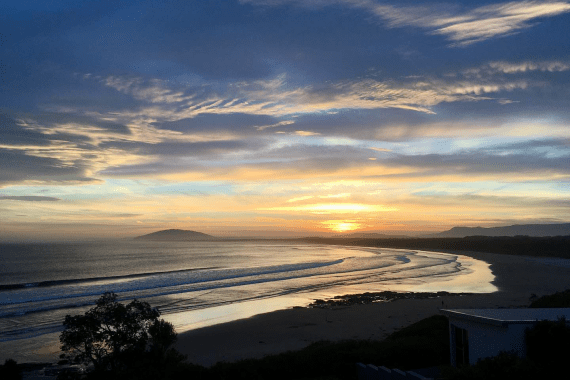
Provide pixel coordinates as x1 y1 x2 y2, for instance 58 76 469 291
0 240 496 362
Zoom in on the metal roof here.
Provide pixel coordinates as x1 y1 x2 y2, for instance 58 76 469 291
441 308 570 327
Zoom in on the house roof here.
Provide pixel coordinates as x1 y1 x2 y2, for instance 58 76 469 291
441 308 570 327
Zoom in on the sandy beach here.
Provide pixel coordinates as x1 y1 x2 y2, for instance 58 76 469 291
175 249 570 366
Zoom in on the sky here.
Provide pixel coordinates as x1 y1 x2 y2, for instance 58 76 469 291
1 0 570 241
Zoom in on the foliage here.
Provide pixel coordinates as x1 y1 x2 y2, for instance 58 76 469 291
525 318 570 366
529 289 570 307
59 292 184 379
0 359 22 380
441 351 539 380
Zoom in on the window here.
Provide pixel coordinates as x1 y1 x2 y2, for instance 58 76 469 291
454 326 469 366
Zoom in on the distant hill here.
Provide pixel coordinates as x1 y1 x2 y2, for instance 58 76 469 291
135 229 218 241
431 223 570 238
300 235 570 258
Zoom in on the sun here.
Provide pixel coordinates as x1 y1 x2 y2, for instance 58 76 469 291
322 220 361 233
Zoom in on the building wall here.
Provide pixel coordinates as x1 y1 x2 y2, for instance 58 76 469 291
449 317 532 366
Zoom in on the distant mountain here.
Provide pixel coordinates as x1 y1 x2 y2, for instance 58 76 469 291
135 229 218 241
432 223 570 238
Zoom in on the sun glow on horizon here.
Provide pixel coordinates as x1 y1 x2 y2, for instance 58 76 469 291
322 220 362 232
1 0 570 241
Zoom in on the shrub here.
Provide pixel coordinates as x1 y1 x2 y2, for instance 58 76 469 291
442 351 539 380
525 318 570 367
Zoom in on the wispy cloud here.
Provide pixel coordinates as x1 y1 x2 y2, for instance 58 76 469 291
287 195 314 203
242 0 570 46
488 60 570 73
462 60 570 77
4 65 566 186
104 76 194 104
259 203 397 214
294 131 320 136
95 72 534 124
0 196 61 202
320 193 351 199
255 120 295 131
2 0 569 238
426 1 570 46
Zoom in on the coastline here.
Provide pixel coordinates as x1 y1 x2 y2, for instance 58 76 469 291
174 248 570 367
3 246 570 369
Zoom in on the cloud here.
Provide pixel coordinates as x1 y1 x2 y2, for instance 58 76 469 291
0 196 61 202
427 1 570 46
255 120 295 131
462 60 570 78
319 193 351 199
242 0 570 46
99 139 255 158
294 131 320 136
97 134 570 182
287 195 314 203
380 149 570 178
0 113 54 146
7 56 558 186
0 149 98 187
488 60 570 74
408 193 570 209
5 80 569 186
0 109 250 186
97 71 536 124
155 113 282 134
258 203 397 214
103 76 195 104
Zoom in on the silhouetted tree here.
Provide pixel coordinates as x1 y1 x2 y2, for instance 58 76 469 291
0 359 22 380
59 292 184 379
525 317 570 367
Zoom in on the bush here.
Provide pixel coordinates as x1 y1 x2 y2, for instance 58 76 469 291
442 351 539 380
529 289 570 308
525 318 570 367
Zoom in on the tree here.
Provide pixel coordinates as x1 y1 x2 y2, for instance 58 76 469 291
60 292 184 378
0 359 22 380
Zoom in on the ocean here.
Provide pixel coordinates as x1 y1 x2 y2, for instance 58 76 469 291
0 240 496 362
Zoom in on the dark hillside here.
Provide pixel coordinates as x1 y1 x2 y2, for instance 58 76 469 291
299 235 570 258
432 223 570 238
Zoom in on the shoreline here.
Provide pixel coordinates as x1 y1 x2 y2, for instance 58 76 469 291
174 248 570 366
4 246 570 369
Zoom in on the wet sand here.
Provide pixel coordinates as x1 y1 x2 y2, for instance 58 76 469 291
175 250 570 366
